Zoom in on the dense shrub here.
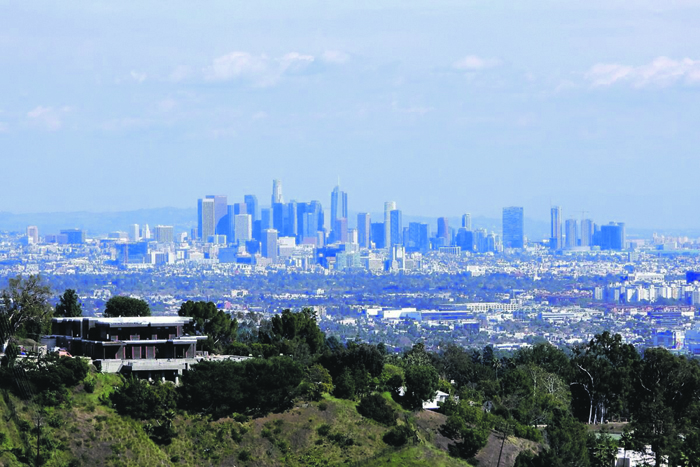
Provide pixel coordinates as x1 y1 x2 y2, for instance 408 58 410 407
357 394 397 426
179 357 304 418
383 425 415 446
110 377 177 421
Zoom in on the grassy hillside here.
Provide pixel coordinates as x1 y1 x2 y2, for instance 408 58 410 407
0 373 540 467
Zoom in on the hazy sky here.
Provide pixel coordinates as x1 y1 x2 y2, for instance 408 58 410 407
1 1 699 229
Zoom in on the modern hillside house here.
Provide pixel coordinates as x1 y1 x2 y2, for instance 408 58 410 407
47 316 207 382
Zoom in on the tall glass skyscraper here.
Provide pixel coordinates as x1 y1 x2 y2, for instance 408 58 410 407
502 206 524 249
357 213 371 248
550 206 562 250
565 219 578 248
390 209 402 246
384 201 396 249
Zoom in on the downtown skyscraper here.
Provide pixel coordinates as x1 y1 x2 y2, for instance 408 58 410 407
502 206 524 249
550 206 562 250
330 185 348 243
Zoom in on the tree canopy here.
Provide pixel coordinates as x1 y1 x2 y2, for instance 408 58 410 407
0 275 53 354
54 289 83 317
104 296 151 317
177 300 238 354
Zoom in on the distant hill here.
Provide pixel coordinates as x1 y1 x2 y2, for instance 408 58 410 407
0 207 196 237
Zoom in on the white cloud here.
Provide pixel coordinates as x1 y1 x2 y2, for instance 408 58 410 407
585 56 700 87
204 51 269 82
130 70 147 83
321 50 350 64
278 52 315 73
27 106 71 131
203 51 316 86
453 55 501 71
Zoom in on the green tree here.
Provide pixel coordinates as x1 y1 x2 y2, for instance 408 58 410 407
0 275 52 354
404 364 439 410
104 296 151 317
54 289 83 317
178 301 238 353
629 348 700 467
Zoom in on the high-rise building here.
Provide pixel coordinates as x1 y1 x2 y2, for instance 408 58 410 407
271 179 283 205
357 213 371 248
390 209 402 246
272 202 285 234
461 214 472 230
437 217 449 240
565 219 578 248
129 224 140 242
580 219 593 247
384 201 396 249
261 208 272 230
26 226 39 245
262 229 278 261
334 218 348 243
198 198 216 241
142 224 151 240
154 225 174 244
502 207 524 249
330 185 348 242
408 222 429 253
244 195 259 222
285 201 298 238
550 206 562 250
456 228 475 252
203 195 228 236
371 222 385 249
600 222 626 250
60 229 86 245
234 214 252 243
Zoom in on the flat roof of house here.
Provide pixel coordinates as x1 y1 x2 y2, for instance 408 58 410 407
53 317 192 325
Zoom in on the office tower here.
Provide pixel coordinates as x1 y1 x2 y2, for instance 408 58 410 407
580 219 593 247
390 209 402 246
262 229 278 261
261 208 272 230
198 198 216 240
334 217 348 243
550 206 562 250
26 226 39 245
371 222 385 249
461 214 472 230
285 201 298 238
407 222 429 253
600 222 626 250
234 214 252 243
272 202 285 234
232 203 246 215
202 195 228 236
384 201 396 249
142 224 151 240
502 206 524 248
437 217 449 240
154 225 174 244
565 219 578 248
244 195 259 222
129 224 140 242
60 229 86 244
474 228 488 252
456 228 474 252
271 179 283 205
330 185 348 242
357 213 371 248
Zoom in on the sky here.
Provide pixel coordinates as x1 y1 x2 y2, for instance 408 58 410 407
1 1 699 229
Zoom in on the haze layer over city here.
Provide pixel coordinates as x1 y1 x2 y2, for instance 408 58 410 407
2 2 700 467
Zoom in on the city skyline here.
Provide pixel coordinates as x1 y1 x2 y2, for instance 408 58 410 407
1 2 699 228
